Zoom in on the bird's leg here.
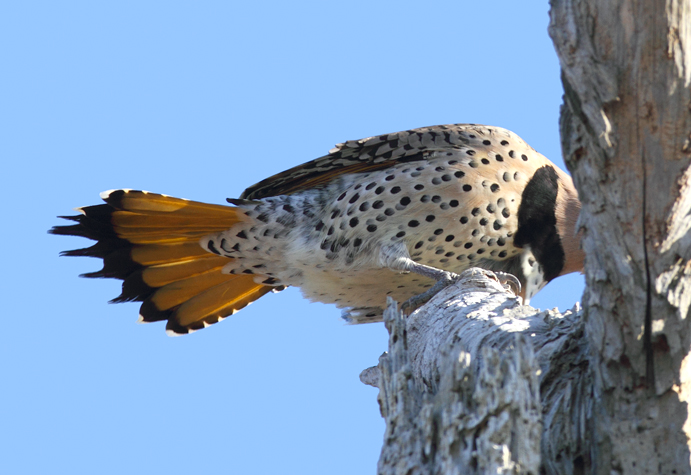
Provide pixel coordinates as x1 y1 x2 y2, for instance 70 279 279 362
400 267 459 313
379 243 521 314
379 243 460 313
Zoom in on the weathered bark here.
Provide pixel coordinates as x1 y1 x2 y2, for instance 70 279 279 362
550 0 691 472
365 1 691 473
364 270 590 475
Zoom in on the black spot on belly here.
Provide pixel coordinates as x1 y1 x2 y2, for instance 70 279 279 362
514 165 565 282
207 240 220 254
277 214 296 228
220 239 231 253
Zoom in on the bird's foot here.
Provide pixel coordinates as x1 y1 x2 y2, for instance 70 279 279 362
400 269 520 315
492 271 521 296
401 270 460 315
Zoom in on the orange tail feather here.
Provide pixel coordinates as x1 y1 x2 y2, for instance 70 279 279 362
50 190 274 335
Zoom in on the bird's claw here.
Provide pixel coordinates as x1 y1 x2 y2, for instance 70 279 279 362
492 271 521 295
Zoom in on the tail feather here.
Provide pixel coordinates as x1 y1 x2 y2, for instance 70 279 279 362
140 256 231 287
50 190 274 335
102 189 238 216
130 242 212 265
170 278 272 333
147 266 232 310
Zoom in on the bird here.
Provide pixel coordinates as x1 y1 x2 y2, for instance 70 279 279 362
51 124 583 336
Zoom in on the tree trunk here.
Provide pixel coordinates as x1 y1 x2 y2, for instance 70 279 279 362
365 1 691 473
363 270 590 475
550 0 691 472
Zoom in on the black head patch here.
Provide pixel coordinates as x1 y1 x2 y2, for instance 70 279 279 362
513 165 565 282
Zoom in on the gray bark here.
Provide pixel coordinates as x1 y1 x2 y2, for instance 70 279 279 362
364 270 590 475
364 1 691 473
550 0 691 472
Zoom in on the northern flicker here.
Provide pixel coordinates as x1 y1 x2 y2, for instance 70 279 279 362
51 124 583 335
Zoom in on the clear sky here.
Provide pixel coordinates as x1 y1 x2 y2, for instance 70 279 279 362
2 2 584 474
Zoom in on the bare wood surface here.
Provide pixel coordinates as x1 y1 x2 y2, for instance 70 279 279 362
366 1 691 472
368 270 590 475
550 0 691 472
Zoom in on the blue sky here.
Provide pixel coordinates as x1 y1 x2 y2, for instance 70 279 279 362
2 2 584 474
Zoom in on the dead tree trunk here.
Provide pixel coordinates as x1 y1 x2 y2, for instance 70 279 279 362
364 1 691 473
550 0 691 472
362 271 590 475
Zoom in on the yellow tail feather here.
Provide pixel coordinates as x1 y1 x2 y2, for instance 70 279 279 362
130 242 213 266
102 189 241 216
172 277 272 331
141 256 231 288
148 266 233 310
52 189 275 335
